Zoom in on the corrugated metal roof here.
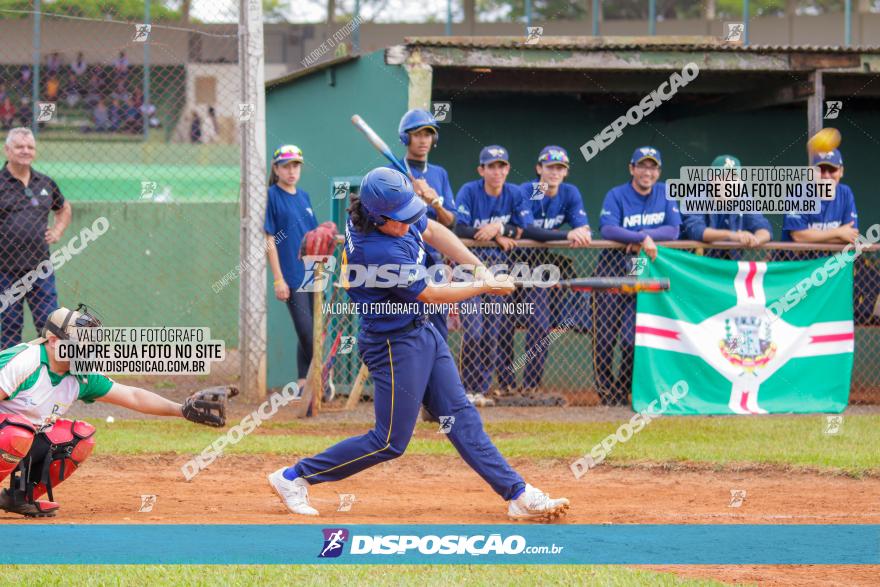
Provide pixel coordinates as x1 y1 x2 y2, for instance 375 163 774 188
403 36 880 54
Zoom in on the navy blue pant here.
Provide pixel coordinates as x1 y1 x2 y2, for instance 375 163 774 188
286 291 313 379
460 295 515 394
291 322 525 500
592 250 635 404
0 271 58 349
495 286 552 390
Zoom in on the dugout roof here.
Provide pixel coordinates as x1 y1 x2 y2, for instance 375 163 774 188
387 36 880 132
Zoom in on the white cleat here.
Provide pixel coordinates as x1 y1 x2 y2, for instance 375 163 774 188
268 467 319 516
507 483 570 522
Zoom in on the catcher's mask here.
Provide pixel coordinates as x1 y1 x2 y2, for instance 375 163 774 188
29 304 103 345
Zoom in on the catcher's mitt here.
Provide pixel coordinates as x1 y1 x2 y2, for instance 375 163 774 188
299 221 338 260
182 385 238 427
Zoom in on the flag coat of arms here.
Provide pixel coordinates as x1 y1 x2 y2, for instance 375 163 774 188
633 248 853 414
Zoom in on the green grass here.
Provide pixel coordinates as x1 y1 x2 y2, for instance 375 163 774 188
91 414 880 476
0 564 725 586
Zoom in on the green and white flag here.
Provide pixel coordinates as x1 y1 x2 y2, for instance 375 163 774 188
634 247 853 414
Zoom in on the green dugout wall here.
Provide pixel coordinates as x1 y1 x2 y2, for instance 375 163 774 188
264 50 408 388
264 41 879 390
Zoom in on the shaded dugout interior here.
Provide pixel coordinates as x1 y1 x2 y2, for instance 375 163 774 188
264 39 880 389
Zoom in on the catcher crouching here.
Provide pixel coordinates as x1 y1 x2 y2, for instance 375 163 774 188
0 304 235 518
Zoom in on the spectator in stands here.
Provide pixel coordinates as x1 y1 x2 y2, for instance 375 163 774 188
68 52 88 106
85 71 102 107
0 127 72 348
682 154 771 258
123 98 141 133
108 99 122 131
45 76 60 102
200 106 218 143
70 52 87 80
189 111 202 143
112 51 129 82
46 52 62 78
0 98 15 130
17 98 30 128
0 84 8 104
141 101 159 129
18 66 31 95
92 98 110 132
110 80 130 103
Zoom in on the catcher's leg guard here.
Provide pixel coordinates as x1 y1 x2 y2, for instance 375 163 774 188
0 414 57 517
31 419 97 500
0 414 36 484
4 419 96 518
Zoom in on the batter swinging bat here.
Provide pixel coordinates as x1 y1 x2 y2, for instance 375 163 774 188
351 114 409 176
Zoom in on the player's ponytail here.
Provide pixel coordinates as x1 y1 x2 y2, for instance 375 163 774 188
347 194 375 234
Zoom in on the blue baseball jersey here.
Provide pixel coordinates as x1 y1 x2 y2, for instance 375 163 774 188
455 180 534 229
520 181 589 230
682 212 772 241
342 215 430 335
388 161 456 265
782 183 858 241
599 182 682 232
264 184 319 290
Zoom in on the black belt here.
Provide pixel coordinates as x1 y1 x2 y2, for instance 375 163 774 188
367 316 429 338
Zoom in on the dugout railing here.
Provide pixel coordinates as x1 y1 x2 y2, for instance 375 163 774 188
312 239 880 409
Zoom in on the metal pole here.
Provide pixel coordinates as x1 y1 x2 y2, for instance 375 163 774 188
649 0 656 35
592 0 599 36
526 0 532 30
143 0 151 140
446 0 452 35
31 0 41 133
844 0 852 46
743 0 750 46
353 0 361 53
239 0 268 400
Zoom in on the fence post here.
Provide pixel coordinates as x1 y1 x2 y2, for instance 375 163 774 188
239 0 268 400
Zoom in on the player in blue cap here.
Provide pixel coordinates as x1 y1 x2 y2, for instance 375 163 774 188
454 146 535 404
267 167 570 521
593 147 681 406
395 109 458 339
488 146 592 397
682 154 772 258
782 149 859 244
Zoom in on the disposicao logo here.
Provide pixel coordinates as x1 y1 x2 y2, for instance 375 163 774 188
319 528 349 558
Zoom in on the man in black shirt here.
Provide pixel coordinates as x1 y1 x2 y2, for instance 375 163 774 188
0 127 71 348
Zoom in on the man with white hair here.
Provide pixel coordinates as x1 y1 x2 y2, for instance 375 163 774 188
0 127 72 348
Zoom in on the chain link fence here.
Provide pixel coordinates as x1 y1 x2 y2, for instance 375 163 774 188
313 239 880 408
0 2 266 397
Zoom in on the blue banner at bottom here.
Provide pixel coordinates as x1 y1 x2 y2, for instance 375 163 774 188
0 525 877 564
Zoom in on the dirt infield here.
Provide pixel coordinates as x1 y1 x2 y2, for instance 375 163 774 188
2 454 877 585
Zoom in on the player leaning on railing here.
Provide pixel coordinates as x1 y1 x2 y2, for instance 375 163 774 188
0 305 234 518
268 167 570 521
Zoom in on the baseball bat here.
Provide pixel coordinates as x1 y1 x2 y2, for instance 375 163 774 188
351 114 409 176
514 277 670 293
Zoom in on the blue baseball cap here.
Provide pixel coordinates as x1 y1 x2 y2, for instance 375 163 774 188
631 146 662 166
811 149 843 168
479 145 509 165
537 145 570 167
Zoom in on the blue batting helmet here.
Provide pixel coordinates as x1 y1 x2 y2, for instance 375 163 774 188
398 109 439 146
359 167 426 227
